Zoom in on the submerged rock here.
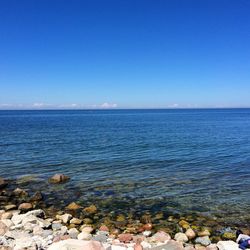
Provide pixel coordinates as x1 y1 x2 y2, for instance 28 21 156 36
18 202 33 212
0 177 7 189
30 191 43 201
48 174 70 184
66 202 81 210
84 204 97 214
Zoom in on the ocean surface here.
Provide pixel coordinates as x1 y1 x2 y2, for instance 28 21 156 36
1 109 250 224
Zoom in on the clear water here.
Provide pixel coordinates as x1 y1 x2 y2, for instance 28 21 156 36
1 109 250 223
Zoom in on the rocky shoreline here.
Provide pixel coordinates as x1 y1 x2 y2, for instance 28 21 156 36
0 175 249 249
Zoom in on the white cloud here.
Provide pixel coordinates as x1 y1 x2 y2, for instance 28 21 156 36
0 102 118 109
100 102 118 108
167 103 179 108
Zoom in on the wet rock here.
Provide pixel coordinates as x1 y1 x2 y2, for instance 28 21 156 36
222 231 236 240
4 204 16 211
77 232 92 240
140 214 152 224
13 188 28 197
30 191 43 201
60 213 72 224
195 236 211 246
18 202 33 212
48 174 70 184
66 202 81 210
0 177 7 189
143 223 153 231
118 233 133 243
0 196 9 202
217 240 240 250
83 218 93 224
179 220 190 230
70 217 82 225
151 231 171 242
198 229 211 237
175 232 189 243
185 228 196 240
84 204 97 214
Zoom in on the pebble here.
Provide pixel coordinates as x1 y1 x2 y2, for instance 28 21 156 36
60 213 72 224
174 232 189 243
81 225 94 233
68 227 79 239
151 231 171 242
70 217 82 225
185 228 196 239
195 236 211 246
118 233 133 243
77 232 92 240
52 223 62 231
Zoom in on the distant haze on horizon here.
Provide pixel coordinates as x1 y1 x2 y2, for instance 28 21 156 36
0 0 250 109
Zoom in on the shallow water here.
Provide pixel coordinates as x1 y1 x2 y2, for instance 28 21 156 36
1 109 250 224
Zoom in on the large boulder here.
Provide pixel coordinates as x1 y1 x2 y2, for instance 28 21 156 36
150 240 184 250
48 239 105 250
49 174 70 184
217 240 241 250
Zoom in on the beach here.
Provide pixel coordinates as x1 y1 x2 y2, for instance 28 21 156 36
0 174 249 249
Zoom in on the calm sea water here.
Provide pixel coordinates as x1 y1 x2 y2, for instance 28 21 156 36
1 109 250 223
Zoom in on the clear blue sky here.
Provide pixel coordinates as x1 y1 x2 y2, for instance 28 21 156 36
0 0 250 109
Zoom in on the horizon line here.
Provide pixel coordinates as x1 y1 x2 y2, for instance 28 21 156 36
1 107 250 111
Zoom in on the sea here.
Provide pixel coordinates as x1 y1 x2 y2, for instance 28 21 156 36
1 109 250 225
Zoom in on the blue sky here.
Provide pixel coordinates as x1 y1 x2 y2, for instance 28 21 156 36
0 0 250 109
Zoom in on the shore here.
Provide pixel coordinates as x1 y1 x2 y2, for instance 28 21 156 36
0 175 248 250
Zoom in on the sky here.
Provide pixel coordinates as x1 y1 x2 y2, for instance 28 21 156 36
0 0 250 109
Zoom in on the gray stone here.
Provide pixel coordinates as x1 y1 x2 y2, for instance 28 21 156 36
52 223 62 231
93 231 109 243
195 236 211 246
68 227 79 239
